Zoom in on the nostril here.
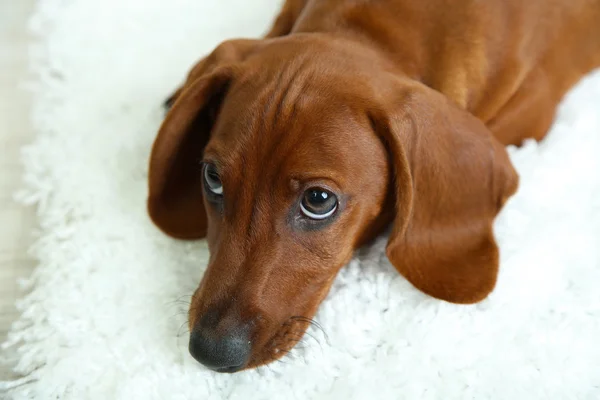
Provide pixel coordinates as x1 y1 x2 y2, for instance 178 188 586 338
188 329 251 372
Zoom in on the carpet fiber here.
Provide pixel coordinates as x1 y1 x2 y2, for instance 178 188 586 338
2 0 600 398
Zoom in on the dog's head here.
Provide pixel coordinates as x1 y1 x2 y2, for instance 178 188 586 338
148 36 518 372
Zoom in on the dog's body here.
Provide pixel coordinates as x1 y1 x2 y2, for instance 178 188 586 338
267 0 600 146
148 0 600 372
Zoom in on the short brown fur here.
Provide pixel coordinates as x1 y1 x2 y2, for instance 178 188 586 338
148 0 600 369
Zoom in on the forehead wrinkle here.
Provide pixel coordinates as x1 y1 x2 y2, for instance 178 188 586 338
260 67 286 147
231 173 284 257
232 121 306 248
252 89 350 197
211 58 365 234
211 70 282 162
270 55 313 130
237 77 279 160
218 91 286 244
206 77 291 240
237 60 317 205
263 87 323 197
258 58 314 165
268 123 307 192
282 100 362 186
208 77 279 185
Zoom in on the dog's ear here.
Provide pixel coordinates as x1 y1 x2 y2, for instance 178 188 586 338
371 79 518 303
148 39 259 239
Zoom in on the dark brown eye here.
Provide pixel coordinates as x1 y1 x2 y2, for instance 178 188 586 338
300 188 338 220
203 163 223 195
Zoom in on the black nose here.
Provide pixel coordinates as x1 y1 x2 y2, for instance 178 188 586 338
188 328 251 373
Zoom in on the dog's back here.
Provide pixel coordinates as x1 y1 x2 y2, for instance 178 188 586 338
288 0 600 144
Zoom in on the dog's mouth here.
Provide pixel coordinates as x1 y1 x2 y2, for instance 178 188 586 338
187 314 325 372
187 277 334 372
246 316 326 370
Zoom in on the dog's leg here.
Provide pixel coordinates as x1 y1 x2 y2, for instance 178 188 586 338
485 72 559 146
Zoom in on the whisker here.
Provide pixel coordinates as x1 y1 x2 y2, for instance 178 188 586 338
265 360 278 374
296 330 323 349
283 339 308 350
177 321 190 337
289 343 307 351
169 299 192 305
290 315 322 329
170 311 190 318
290 315 329 343
279 348 297 362
255 364 265 376
275 358 289 366
290 315 319 327
298 329 318 341
165 294 193 306
284 334 308 347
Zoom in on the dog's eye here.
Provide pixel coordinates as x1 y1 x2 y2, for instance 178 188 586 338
203 163 223 195
300 188 338 220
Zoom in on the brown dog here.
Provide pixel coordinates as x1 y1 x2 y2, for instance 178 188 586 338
148 0 600 372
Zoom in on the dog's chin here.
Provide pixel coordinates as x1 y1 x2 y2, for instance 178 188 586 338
244 317 314 370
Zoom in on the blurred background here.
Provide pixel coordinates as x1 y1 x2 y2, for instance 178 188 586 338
0 1 36 379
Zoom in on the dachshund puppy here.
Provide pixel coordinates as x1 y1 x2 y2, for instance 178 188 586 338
148 0 600 372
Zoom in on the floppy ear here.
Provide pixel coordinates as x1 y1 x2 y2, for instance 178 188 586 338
372 80 519 304
148 39 259 239
163 39 260 110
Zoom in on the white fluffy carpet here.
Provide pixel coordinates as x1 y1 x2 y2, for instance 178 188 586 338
2 0 600 398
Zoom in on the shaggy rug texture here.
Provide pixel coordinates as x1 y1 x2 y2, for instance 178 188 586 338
2 0 600 399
